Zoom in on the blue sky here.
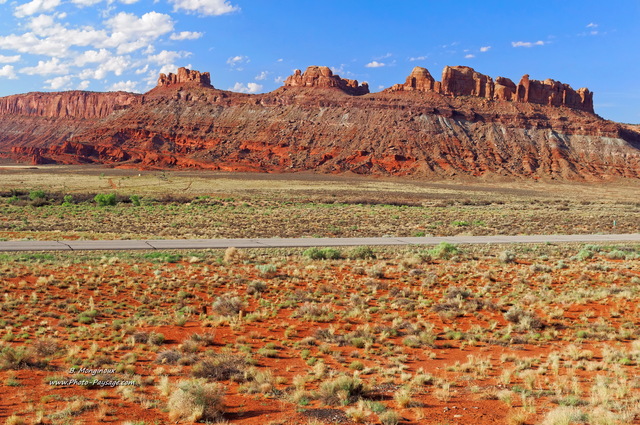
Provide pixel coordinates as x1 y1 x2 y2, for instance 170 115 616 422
0 0 638 123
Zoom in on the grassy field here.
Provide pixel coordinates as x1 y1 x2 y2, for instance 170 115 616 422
1 165 639 241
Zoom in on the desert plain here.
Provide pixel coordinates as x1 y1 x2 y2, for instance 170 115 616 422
0 165 639 425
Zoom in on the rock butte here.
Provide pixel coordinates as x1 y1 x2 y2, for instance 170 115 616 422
1 66 639 181
387 66 593 113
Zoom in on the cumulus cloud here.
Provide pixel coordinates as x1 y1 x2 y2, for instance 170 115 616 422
464 54 475 59
168 0 239 16
480 46 491 52
109 80 139 92
0 54 20 63
0 65 17 79
511 40 545 48
104 12 174 54
255 71 268 81
21 57 69 75
14 0 61 18
230 82 262 94
587 22 598 28
409 56 427 61
170 31 203 40
365 61 385 68
45 75 72 89
77 80 90 89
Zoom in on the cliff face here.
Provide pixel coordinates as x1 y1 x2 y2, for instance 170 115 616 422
0 91 141 149
387 66 593 113
3 65 640 180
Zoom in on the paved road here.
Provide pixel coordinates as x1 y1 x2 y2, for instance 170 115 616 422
0 234 639 252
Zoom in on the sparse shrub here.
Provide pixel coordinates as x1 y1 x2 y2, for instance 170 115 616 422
156 350 182 365
499 250 516 264
129 194 141 206
223 246 246 264
0 346 45 370
318 375 366 406
256 264 277 277
247 281 267 295
32 339 59 356
504 307 544 330
347 246 376 260
94 193 117 206
62 195 73 205
212 296 245 317
303 247 342 260
191 353 247 381
378 410 400 425
167 379 225 423
428 242 459 260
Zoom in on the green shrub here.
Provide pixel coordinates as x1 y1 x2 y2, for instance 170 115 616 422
28 190 46 200
347 246 376 260
130 195 141 206
62 195 73 205
303 247 342 260
428 242 460 259
94 193 117 206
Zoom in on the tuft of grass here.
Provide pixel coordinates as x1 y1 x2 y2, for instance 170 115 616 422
167 379 225 423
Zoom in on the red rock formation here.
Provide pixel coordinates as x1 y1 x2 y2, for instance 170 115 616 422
157 67 213 88
387 67 437 92
0 91 139 119
516 75 593 113
441 66 494 98
2 66 638 180
284 66 369 95
494 77 517 101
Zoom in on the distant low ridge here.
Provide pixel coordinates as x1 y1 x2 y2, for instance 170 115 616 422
1 65 639 180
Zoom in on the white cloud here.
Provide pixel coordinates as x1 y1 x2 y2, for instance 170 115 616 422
14 0 61 18
168 0 239 16
148 50 187 65
409 56 427 61
464 54 475 59
170 31 203 40
587 23 598 28
78 55 129 79
70 0 102 5
511 40 545 48
74 49 111 66
365 61 385 68
375 52 392 60
0 54 20 63
104 12 174 54
274 76 284 83
255 71 268 81
21 57 68 75
480 46 491 52
77 80 90 90
230 82 262 94
45 75 72 90
0 65 17 79
227 55 248 66
109 80 139 92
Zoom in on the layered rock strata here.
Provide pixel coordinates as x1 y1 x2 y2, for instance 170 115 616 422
2 66 639 180
157 67 213 88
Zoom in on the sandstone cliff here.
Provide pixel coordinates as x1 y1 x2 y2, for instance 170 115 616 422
387 66 594 113
157 67 213 88
284 66 369 95
2 65 639 180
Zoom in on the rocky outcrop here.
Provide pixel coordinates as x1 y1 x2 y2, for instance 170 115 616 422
387 66 440 93
157 67 213 88
387 66 594 113
2 65 638 180
284 66 369 95
516 75 593 113
0 91 139 119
